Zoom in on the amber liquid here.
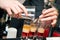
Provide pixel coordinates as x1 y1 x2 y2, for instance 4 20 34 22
37 28 45 37
22 24 31 38
29 24 37 37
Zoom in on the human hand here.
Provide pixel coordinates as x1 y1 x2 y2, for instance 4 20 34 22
0 0 28 18
39 7 58 27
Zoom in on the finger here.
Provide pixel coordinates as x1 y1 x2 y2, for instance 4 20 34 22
15 1 28 16
11 7 18 14
6 8 12 15
15 5 23 13
18 13 22 18
39 15 45 19
51 19 57 27
42 9 46 14
42 7 56 15
40 15 57 21
44 11 58 17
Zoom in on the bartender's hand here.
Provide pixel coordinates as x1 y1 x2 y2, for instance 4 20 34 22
39 7 58 27
0 0 28 17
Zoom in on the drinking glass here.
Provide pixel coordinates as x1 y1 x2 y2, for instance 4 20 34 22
21 6 35 39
